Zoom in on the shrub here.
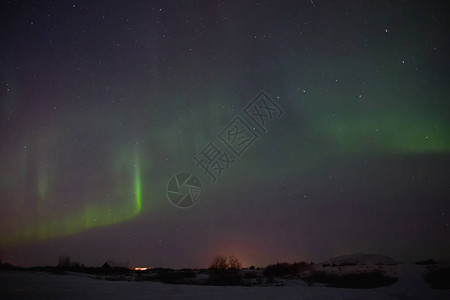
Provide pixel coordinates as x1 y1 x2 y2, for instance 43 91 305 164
0 263 17 270
156 270 196 284
244 271 258 279
303 270 398 288
263 262 310 278
423 268 450 290
415 259 436 265
208 271 242 286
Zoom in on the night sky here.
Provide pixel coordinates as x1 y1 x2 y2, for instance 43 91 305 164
1 0 449 269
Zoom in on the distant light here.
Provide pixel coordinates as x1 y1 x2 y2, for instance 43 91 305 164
134 267 151 271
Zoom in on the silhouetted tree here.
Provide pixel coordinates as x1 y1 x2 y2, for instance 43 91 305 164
228 255 241 270
209 255 228 271
58 255 71 268
208 254 242 285
209 255 242 271
123 259 130 269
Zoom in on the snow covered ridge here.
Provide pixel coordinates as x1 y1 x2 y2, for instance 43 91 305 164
320 253 398 267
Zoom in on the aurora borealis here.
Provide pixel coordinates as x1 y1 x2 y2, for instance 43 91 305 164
1 1 449 268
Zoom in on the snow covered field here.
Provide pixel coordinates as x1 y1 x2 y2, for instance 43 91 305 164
1 264 449 300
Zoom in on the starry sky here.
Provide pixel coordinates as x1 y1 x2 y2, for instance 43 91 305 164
0 0 449 268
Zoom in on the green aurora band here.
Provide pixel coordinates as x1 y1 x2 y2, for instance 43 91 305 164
1 57 449 246
0 150 143 246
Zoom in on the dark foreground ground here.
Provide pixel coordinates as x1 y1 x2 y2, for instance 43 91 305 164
1 263 449 299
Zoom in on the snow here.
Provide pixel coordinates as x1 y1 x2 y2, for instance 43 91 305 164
1 266 449 300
